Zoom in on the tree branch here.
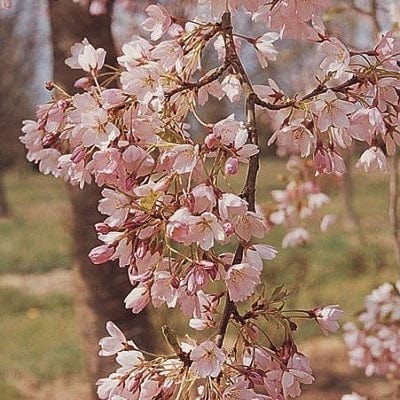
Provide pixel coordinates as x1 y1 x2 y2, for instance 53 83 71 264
216 11 260 348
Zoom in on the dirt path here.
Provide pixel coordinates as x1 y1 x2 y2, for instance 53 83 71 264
0 269 75 296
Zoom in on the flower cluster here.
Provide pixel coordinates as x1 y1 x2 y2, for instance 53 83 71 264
267 157 335 248
20 0 400 398
344 281 400 378
96 299 343 400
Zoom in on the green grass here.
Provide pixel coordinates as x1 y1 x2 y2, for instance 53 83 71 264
0 286 83 391
0 381 26 400
0 168 71 274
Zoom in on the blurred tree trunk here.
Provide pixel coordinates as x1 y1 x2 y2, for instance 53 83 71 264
0 2 38 217
0 173 10 217
48 1 154 397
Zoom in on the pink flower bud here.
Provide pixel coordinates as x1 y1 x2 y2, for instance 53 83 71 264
56 99 68 111
74 77 93 90
205 133 218 149
71 146 86 163
167 221 189 242
224 157 239 176
171 276 180 289
312 305 343 335
95 223 110 234
37 117 48 131
223 222 235 236
135 242 148 259
314 148 332 175
125 177 136 191
89 244 115 264
42 133 57 147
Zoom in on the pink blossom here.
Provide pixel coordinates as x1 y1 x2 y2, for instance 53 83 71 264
190 340 226 378
124 285 151 314
218 193 248 221
234 211 266 242
268 120 316 157
116 350 144 371
188 212 225 250
312 90 356 131
143 4 172 41
255 0 330 40
224 263 261 302
151 270 178 308
65 38 106 72
36 148 61 177
282 228 310 248
213 34 242 61
151 40 184 72
191 184 216 214
254 31 280 68
120 66 163 108
224 157 239 175
314 147 333 175
99 321 134 356
96 377 120 400
197 79 225 106
282 353 314 399
222 381 264 399
213 114 247 146
243 244 278 271
356 147 387 172
221 74 242 102
118 36 152 69
341 394 366 400
312 305 343 335
320 214 336 232
101 89 126 110
171 144 199 174
88 0 107 15
1 0 11 9
98 188 131 227
319 38 350 79
185 260 217 295
167 208 191 243
112 237 133 268
348 108 385 144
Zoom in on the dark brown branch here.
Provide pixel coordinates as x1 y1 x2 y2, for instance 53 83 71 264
165 64 227 99
216 11 260 348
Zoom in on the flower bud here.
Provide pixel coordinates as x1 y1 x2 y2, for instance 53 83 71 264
74 77 93 90
224 157 239 176
89 244 115 264
205 133 218 149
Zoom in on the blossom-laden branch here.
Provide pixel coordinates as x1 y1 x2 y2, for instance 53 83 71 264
18 0 400 399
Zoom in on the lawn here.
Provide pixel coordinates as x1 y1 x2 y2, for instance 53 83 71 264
0 168 71 274
0 160 398 398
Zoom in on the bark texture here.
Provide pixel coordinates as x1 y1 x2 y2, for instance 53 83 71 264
48 1 154 397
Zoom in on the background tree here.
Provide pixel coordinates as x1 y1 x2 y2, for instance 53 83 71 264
47 1 154 397
0 2 38 216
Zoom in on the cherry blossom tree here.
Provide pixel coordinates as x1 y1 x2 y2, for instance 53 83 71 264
12 0 400 398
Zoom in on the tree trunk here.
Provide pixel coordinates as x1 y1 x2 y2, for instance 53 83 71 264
48 1 154 397
0 172 10 218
